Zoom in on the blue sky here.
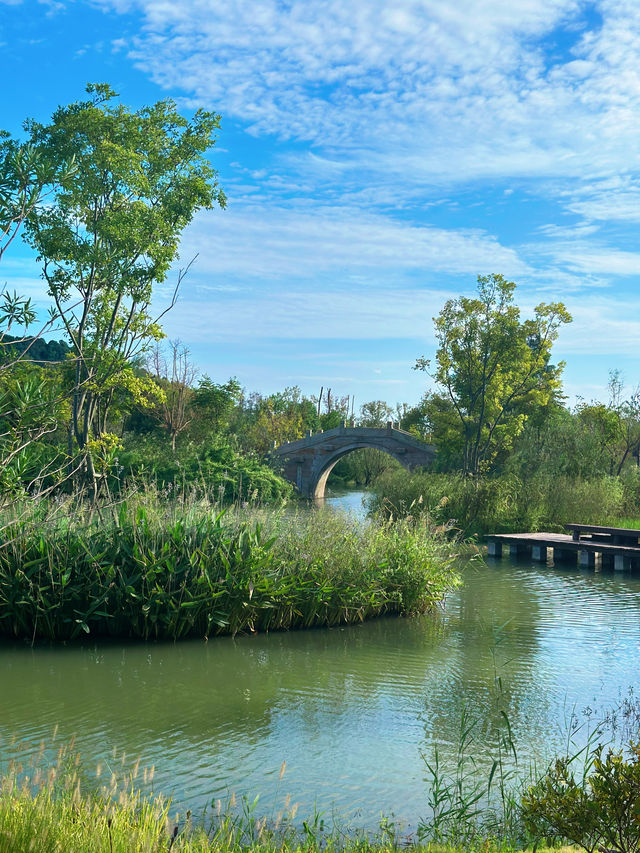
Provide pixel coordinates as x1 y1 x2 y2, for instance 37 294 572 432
2 0 640 410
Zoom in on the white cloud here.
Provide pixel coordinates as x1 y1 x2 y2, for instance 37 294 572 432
527 238 640 275
95 0 640 194
163 283 448 343
564 177 640 222
558 297 640 354
177 203 527 281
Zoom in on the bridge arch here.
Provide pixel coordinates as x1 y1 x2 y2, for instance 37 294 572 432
273 423 436 500
312 442 413 500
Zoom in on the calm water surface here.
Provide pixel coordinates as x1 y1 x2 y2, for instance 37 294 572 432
2 492 640 829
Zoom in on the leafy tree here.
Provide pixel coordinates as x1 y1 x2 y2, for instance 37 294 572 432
0 360 69 493
312 387 352 431
24 83 226 495
0 131 75 264
0 134 74 364
192 375 242 436
415 274 571 475
330 448 401 488
0 136 75 497
359 399 394 427
1 332 69 363
238 387 318 454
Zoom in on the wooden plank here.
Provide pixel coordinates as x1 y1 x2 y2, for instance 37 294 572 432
486 532 640 556
565 523 640 536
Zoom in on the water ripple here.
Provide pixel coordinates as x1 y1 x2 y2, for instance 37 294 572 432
2 557 640 829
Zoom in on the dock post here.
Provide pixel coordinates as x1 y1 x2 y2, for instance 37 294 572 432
601 553 614 570
579 550 601 569
487 540 502 557
531 545 548 562
553 547 576 564
509 543 528 558
615 554 631 571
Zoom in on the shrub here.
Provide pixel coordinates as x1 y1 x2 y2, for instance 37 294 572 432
116 436 292 504
370 470 627 536
522 741 640 853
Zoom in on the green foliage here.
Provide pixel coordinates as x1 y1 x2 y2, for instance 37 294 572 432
371 469 625 536
359 399 395 427
117 435 292 503
0 361 69 494
330 448 402 488
0 133 76 263
415 274 571 475
234 387 319 454
0 496 458 641
0 743 575 853
0 333 69 363
191 376 242 436
522 742 640 853
23 83 225 492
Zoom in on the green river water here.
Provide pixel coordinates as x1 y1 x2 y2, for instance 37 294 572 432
2 491 640 831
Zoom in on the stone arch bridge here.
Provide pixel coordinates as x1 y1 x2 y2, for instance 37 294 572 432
273 422 436 499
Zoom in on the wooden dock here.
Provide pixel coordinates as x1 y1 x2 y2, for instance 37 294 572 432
486 524 640 570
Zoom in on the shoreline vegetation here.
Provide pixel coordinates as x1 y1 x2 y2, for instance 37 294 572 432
0 493 460 643
5 718 638 853
4 699 640 853
0 775 577 853
370 469 640 537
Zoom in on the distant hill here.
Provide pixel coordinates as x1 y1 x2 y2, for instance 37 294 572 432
1 334 70 363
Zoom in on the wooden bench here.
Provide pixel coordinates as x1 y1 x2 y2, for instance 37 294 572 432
565 523 640 547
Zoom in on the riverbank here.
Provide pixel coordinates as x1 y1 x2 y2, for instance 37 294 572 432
370 469 640 536
0 767 577 853
0 495 459 642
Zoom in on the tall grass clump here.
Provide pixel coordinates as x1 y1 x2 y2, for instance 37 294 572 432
0 736 579 853
370 470 626 536
0 493 459 642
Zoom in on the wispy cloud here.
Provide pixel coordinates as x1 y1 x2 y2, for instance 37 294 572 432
99 0 640 196
177 204 527 281
164 284 454 343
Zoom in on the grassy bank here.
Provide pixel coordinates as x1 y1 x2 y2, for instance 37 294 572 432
0 495 459 642
0 785 577 853
3 695 637 853
370 469 639 536
0 749 575 853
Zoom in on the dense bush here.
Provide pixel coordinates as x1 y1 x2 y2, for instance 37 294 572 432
0 496 459 642
522 741 640 853
116 435 292 504
370 469 627 536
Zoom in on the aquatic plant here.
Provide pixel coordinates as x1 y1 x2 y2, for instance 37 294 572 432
0 494 459 642
370 469 627 536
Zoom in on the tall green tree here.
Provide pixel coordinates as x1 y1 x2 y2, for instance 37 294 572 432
24 84 226 495
0 132 75 266
0 133 76 496
416 274 572 475
359 399 394 427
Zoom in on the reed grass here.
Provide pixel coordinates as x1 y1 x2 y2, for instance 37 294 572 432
370 470 629 536
0 740 578 853
0 492 460 642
